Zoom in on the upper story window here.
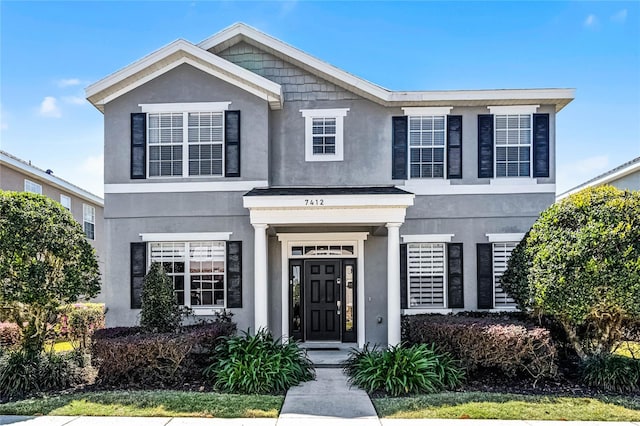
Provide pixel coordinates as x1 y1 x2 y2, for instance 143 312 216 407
149 241 226 307
140 102 231 178
495 114 531 177
24 179 42 194
301 108 349 162
83 204 95 240
409 116 446 178
60 194 71 210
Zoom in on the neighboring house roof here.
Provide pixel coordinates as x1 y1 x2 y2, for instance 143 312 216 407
87 22 575 112
245 186 413 196
0 150 104 205
556 155 640 200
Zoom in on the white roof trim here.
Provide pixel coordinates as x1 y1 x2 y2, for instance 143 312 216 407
0 151 103 205
86 39 282 111
557 157 640 200
486 233 526 243
402 234 455 243
139 232 232 242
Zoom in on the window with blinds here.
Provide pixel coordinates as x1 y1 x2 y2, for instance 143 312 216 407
409 116 446 178
24 179 42 194
188 112 224 176
407 242 446 307
312 117 337 154
493 242 517 307
149 241 226 307
83 204 95 240
495 114 531 177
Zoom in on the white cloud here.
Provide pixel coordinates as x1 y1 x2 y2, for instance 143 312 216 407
38 96 62 118
57 78 82 88
557 155 609 193
611 9 627 23
62 96 87 105
584 14 599 29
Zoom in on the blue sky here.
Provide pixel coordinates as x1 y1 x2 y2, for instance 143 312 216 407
1 1 639 197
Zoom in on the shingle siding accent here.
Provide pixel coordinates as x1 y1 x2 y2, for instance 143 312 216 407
217 42 359 101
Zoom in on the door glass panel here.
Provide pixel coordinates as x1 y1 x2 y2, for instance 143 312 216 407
345 265 354 332
292 265 301 333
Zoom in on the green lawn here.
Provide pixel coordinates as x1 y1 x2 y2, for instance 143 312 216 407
0 391 283 418
374 392 640 421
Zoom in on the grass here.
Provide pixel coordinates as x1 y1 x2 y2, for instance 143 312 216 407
0 391 283 418
374 392 640 420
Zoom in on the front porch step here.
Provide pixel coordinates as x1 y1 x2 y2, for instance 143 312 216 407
301 343 355 368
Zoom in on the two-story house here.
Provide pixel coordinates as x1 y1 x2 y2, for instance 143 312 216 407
87 23 574 346
0 150 105 288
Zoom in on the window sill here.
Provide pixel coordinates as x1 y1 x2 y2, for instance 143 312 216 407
191 307 225 316
490 178 537 185
402 308 454 315
305 155 343 163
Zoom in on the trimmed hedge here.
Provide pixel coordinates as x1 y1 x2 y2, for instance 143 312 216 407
91 322 235 387
403 314 558 381
0 323 20 349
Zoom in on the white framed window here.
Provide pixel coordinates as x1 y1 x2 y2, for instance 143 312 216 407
492 242 517 308
141 102 230 178
149 241 226 307
24 179 42 194
495 114 531 177
408 115 446 178
60 194 71 210
407 242 446 308
300 108 349 162
83 204 95 240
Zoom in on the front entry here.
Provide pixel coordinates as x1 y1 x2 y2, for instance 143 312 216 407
289 258 357 342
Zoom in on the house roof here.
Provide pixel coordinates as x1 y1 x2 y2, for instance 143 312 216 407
557 155 640 200
0 150 104 205
244 186 413 197
87 23 575 112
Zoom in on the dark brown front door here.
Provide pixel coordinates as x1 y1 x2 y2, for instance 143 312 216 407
305 260 340 340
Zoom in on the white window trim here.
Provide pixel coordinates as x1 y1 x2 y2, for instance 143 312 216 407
147 241 227 311
60 194 71 210
139 102 231 113
402 106 452 116
83 204 96 240
402 234 454 243
406 242 448 309
24 179 42 194
488 105 539 115
300 108 349 162
485 233 525 243
140 232 232 242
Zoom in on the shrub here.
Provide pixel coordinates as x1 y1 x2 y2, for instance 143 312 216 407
344 343 464 396
204 329 314 394
91 322 235 387
57 303 105 350
140 263 188 333
581 355 640 393
403 314 557 381
0 350 85 399
0 322 20 349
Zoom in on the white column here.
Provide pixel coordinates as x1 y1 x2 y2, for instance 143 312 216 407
386 222 402 346
253 224 269 332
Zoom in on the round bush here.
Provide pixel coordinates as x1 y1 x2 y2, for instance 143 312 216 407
343 343 465 396
204 329 314 394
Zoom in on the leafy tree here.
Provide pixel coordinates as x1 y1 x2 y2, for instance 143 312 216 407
0 191 100 354
139 262 184 332
502 186 640 360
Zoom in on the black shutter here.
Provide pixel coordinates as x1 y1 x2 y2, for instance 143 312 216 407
477 114 494 178
226 241 242 308
130 242 146 309
477 243 494 309
447 115 463 179
225 110 241 177
533 113 550 178
400 243 408 309
392 116 408 180
447 243 464 308
131 113 146 179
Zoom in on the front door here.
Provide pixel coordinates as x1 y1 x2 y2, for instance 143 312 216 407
305 260 340 340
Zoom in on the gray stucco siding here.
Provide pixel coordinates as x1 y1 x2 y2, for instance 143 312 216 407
609 171 640 191
103 64 270 184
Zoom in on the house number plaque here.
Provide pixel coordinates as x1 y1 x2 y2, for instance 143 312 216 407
304 199 325 206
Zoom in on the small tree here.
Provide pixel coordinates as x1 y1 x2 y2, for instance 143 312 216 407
0 191 100 355
502 186 640 360
140 262 183 332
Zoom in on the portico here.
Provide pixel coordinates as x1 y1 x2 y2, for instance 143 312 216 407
243 187 414 346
